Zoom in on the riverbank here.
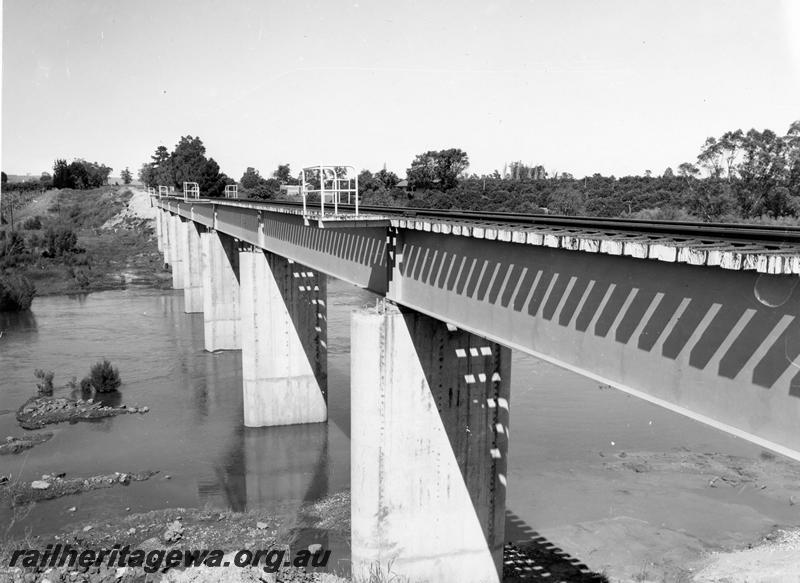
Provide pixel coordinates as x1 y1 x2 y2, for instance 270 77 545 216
0 497 350 583
0 187 171 299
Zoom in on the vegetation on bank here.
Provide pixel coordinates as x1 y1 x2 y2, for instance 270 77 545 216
0 186 169 305
0 273 35 311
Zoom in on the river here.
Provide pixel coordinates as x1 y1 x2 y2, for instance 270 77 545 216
0 279 789 577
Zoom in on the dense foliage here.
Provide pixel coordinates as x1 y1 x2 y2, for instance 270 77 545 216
52 159 112 189
0 273 36 311
139 136 233 197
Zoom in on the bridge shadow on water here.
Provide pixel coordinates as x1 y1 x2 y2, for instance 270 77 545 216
504 511 609 583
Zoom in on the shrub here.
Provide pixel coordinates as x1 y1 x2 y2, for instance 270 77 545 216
0 274 36 311
42 226 78 256
79 377 94 398
34 369 54 396
22 216 42 230
88 359 121 392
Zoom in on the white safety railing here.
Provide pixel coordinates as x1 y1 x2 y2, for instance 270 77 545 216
158 185 170 198
183 182 200 202
300 165 359 216
224 184 238 199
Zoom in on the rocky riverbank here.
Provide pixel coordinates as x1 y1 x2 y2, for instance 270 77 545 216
0 501 351 583
0 432 53 455
1 471 160 507
16 396 149 430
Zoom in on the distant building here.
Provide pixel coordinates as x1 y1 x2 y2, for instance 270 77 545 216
280 185 300 197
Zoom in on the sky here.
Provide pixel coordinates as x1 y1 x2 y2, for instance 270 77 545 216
2 0 799 180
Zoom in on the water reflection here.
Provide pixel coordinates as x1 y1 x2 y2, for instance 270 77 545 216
196 423 329 516
0 309 37 333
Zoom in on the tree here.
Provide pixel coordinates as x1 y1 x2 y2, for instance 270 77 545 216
240 167 265 189
139 163 156 188
52 159 70 188
375 168 400 189
170 136 207 188
40 172 52 187
663 167 674 178
1 172 6 185
273 163 298 185
151 145 172 186
697 137 724 178
407 148 469 191
198 158 231 198
121 167 132 185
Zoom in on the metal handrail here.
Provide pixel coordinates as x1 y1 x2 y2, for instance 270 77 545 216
183 182 200 202
300 165 359 217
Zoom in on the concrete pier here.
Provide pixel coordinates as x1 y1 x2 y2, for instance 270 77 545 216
155 208 163 252
351 304 511 583
168 213 186 289
161 211 172 269
239 248 327 426
201 230 241 351
183 221 204 313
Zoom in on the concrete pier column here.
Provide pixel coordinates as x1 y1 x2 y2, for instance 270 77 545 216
351 304 511 583
201 230 241 351
168 214 186 289
161 211 172 269
239 248 327 426
155 208 163 252
182 221 204 313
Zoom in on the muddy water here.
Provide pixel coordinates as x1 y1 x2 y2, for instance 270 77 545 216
0 280 794 576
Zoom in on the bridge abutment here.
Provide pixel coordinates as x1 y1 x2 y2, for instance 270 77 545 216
351 304 510 583
201 230 241 351
182 221 204 313
239 247 328 427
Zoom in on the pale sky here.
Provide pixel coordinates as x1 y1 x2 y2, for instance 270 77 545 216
2 0 800 180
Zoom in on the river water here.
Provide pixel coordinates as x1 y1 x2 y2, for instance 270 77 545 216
0 279 780 570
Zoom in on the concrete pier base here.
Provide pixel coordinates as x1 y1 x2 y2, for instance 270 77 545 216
168 214 186 289
351 304 511 583
183 222 204 313
201 230 241 351
239 248 327 426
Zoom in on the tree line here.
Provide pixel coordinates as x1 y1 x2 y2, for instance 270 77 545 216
351 120 800 223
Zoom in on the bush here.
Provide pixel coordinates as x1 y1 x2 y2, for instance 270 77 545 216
22 216 42 230
42 227 78 256
88 359 121 392
0 273 36 311
34 369 54 396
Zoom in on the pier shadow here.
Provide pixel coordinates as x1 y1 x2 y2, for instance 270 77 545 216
504 511 609 582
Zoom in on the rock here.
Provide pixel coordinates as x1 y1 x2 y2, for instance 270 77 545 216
67 506 77 512
115 567 128 580
163 474 171 479
127 528 136 535
162 520 184 543
118 473 130 485
308 543 323 555
31 480 51 490
256 521 268 530
139 406 149 413
83 525 92 532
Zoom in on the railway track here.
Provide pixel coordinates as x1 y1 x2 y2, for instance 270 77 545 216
159 196 800 247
